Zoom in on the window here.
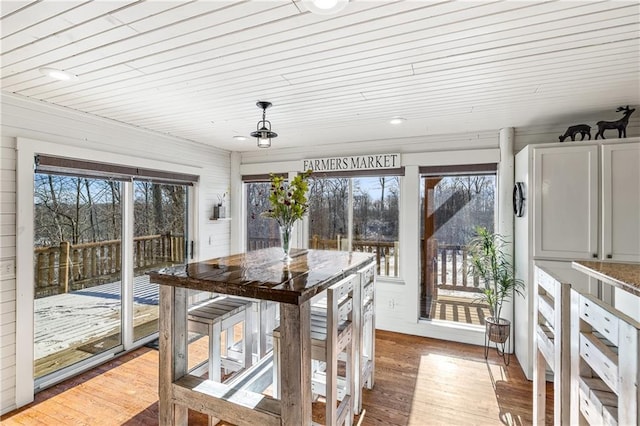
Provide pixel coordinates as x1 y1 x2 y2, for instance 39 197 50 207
246 181 280 251
309 175 400 277
308 177 349 249
419 168 496 324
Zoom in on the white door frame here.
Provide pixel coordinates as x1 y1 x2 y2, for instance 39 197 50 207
15 137 200 405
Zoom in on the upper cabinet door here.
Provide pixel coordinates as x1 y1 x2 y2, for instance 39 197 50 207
533 145 599 260
601 142 640 262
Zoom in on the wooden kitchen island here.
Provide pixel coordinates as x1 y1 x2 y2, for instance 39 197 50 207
148 248 375 426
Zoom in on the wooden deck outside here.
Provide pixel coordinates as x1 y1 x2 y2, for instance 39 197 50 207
35 275 159 378
3 330 553 425
430 294 490 325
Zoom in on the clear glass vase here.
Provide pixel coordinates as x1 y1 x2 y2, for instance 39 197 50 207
279 224 293 261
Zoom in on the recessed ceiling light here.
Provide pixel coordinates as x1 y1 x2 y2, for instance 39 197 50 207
233 135 248 141
39 67 79 81
303 0 348 15
389 117 406 125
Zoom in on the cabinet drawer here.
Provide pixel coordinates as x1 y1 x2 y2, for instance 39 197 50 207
580 296 619 345
580 332 619 393
578 385 618 426
579 387 604 425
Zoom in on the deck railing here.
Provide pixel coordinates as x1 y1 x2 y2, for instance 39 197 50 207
434 243 480 291
247 236 399 277
34 234 184 298
310 236 400 277
421 240 483 307
247 237 280 251
37 234 477 298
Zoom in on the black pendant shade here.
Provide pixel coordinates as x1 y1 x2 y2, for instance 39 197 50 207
250 101 278 148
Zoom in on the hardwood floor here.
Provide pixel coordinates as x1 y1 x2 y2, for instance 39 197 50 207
2 330 552 425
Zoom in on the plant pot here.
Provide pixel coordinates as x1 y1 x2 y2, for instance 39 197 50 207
485 317 510 344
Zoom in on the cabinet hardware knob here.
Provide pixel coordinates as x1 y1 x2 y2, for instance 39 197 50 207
607 254 612 259
592 253 598 258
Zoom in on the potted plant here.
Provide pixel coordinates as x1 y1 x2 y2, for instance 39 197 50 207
467 226 524 356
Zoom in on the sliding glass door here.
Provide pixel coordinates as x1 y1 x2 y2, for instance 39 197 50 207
132 182 187 342
33 174 189 383
34 174 123 379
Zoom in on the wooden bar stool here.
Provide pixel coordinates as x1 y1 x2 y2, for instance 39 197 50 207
354 261 376 414
305 261 376 416
273 274 358 425
187 296 254 382
256 300 279 358
532 267 571 425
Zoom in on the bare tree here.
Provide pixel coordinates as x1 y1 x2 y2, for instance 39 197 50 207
152 184 164 234
84 179 98 241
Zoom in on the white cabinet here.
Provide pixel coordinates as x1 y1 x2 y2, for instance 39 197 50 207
514 138 640 379
601 143 640 262
533 142 640 261
533 145 599 260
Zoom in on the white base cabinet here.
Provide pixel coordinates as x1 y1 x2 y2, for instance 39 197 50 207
570 290 639 426
514 138 640 379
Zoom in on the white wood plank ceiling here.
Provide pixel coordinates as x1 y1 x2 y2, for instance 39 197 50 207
2 1 639 151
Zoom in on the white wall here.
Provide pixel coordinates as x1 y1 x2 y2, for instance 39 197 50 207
0 93 231 414
238 130 503 347
0 135 17 414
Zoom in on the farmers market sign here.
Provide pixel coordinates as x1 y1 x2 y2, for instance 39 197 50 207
302 153 400 173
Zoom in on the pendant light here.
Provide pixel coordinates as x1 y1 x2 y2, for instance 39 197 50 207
250 101 278 148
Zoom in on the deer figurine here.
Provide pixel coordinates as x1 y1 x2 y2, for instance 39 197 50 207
559 124 591 142
595 106 635 139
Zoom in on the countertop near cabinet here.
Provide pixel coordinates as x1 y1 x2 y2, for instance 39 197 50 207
572 260 640 297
